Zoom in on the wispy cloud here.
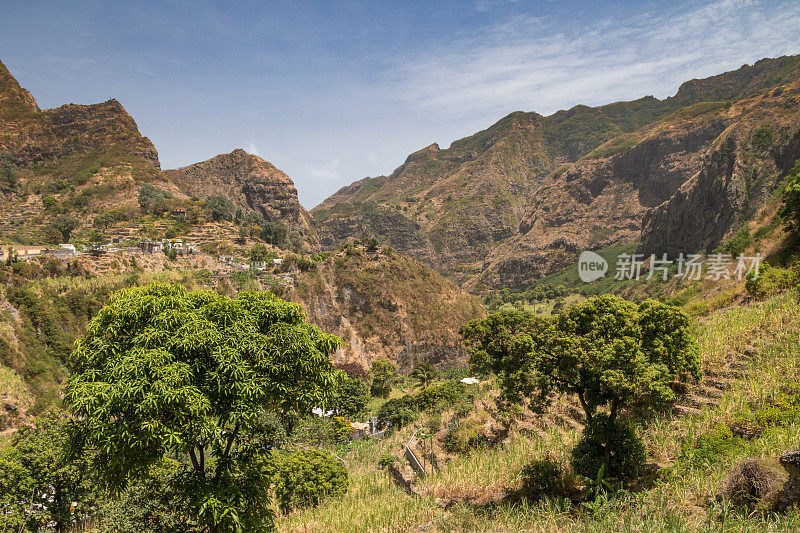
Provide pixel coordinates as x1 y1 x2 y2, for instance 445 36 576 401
394 0 800 121
304 157 342 181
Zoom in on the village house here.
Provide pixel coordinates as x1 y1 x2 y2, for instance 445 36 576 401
0 244 49 262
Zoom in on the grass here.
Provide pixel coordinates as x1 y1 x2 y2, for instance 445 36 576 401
276 291 800 532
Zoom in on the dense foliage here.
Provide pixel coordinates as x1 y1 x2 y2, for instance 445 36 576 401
328 372 370 420
462 294 700 478
369 359 397 398
0 409 96 532
273 450 348 512
64 283 342 532
779 162 800 233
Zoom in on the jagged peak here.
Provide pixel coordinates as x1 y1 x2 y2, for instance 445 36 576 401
0 58 39 115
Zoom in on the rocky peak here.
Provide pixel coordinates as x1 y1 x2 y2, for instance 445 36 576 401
0 59 39 118
0 58 159 171
165 149 312 231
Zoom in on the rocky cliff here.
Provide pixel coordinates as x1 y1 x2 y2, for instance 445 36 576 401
287 248 484 372
165 149 316 240
314 55 800 290
639 84 800 255
0 60 159 171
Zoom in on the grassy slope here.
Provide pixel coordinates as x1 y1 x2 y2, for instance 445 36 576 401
276 292 800 532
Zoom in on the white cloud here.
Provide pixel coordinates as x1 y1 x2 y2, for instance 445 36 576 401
393 0 800 123
304 157 342 181
245 141 261 157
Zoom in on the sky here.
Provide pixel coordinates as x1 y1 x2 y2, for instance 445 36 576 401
1 0 799 208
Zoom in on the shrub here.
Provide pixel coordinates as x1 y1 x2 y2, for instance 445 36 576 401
519 459 572 501
378 455 397 469
724 227 753 256
443 416 488 454
274 450 348 512
752 124 775 151
745 263 797 299
332 416 352 443
721 458 786 512
571 414 646 480
415 380 466 411
376 397 416 429
679 424 746 470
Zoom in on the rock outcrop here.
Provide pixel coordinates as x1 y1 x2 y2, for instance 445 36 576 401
779 450 800 512
286 248 484 372
0 60 159 171
165 149 315 239
639 86 800 256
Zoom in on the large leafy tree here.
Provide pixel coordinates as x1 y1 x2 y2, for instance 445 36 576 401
65 283 341 532
462 295 700 477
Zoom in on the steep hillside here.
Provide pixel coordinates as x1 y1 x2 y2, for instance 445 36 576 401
165 149 316 242
287 247 484 372
313 55 800 288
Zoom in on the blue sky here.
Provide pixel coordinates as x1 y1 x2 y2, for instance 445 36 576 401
2 0 799 207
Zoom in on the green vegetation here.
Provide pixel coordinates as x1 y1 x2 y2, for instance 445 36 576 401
463 295 700 480
273 450 348 513
583 132 641 159
0 409 96 532
369 359 397 398
65 283 342 532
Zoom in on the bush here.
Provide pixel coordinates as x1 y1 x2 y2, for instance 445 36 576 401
679 424 746 470
745 263 797 299
415 380 467 411
571 414 646 480
443 415 488 454
721 458 786 512
378 454 397 469
376 397 417 430
274 450 348 512
519 459 572 501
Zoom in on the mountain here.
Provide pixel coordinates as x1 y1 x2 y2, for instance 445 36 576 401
313 55 800 289
286 247 483 372
0 59 159 172
165 149 316 242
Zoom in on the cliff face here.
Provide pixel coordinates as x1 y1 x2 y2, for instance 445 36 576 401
315 55 800 290
0 60 159 171
287 250 484 372
165 149 315 239
313 112 555 282
639 85 800 255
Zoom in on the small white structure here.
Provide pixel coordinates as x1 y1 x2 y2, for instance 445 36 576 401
460 377 480 385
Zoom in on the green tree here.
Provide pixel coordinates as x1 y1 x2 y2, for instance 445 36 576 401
462 294 700 477
410 361 437 388
249 243 275 263
259 221 289 248
138 184 173 215
328 372 370 419
0 409 96 532
65 283 342 532
88 229 104 248
205 195 236 222
52 214 79 242
369 359 397 399
779 162 800 233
